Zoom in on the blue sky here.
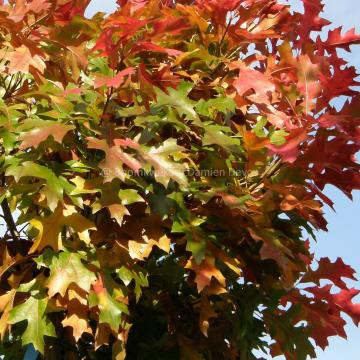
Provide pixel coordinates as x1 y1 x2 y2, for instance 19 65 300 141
86 1 360 358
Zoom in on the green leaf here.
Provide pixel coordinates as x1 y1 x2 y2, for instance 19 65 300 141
0 130 17 153
117 266 133 286
196 96 236 117
155 82 199 122
270 129 289 146
203 124 241 153
253 117 268 138
116 266 148 301
89 283 129 331
173 217 207 264
5 161 74 211
133 270 149 302
118 189 144 205
9 296 56 354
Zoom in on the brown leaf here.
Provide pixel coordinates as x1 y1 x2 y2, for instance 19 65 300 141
186 256 226 293
62 299 92 341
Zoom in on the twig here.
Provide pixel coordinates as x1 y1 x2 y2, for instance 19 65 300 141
22 13 50 36
248 158 284 193
219 19 232 55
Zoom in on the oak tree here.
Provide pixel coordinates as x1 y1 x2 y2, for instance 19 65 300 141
0 0 359 359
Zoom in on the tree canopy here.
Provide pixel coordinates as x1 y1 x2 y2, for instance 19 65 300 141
0 0 360 359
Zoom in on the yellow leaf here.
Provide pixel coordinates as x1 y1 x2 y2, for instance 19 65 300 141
29 205 95 253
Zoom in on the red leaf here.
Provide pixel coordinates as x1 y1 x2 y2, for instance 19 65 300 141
316 168 360 200
321 27 360 53
288 288 347 349
232 67 275 104
54 0 90 24
138 62 157 109
116 0 148 15
303 257 357 289
306 285 360 326
267 128 307 163
93 17 147 57
152 15 190 36
319 62 359 100
332 289 360 325
131 41 182 57
94 67 135 88
297 0 331 41
306 182 334 210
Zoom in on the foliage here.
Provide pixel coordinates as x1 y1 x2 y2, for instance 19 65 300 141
0 0 360 359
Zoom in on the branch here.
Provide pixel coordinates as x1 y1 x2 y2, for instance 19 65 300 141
249 158 284 193
0 198 19 241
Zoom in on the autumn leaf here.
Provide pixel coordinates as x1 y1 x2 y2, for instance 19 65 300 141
140 139 188 188
332 288 360 325
19 122 75 150
303 257 357 289
29 205 95 253
128 234 170 261
199 294 216 337
0 289 16 339
89 278 129 332
122 215 171 261
88 137 141 182
267 128 307 163
297 0 330 40
131 41 182 57
94 67 135 88
6 0 51 22
0 0 359 357
232 66 275 104
36 249 97 297
321 27 360 52
186 256 226 293
62 299 92 341
4 45 46 74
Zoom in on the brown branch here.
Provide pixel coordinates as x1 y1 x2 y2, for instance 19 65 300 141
1 198 19 241
0 174 19 242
